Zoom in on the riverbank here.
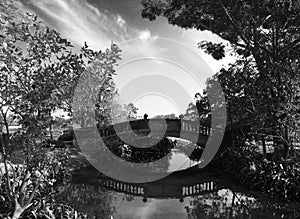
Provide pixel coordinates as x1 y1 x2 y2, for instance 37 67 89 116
209 146 300 202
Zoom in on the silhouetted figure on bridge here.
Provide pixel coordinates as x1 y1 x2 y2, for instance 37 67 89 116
142 113 150 135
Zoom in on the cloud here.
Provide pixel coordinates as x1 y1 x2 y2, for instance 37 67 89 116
24 0 149 50
116 14 126 28
22 0 231 76
138 29 151 39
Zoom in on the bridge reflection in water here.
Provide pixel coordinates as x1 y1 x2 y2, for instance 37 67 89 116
101 178 217 200
62 168 300 219
72 166 224 203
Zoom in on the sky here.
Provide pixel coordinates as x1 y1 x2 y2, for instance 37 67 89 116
21 0 234 117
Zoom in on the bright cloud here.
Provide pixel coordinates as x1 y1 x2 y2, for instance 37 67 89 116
138 29 151 39
116 14 126 28
24 0 146 50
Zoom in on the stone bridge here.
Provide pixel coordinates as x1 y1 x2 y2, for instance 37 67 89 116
96 119 212 147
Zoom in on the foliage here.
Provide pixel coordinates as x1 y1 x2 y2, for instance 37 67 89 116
0 3 85 217
141 0 300 158
210 146 300 202
0 148 72 218
72 43 122 128
71 43 138 128
184 92 211 125
191 188 300 218
123 103 139 120
104 135 174 163
0 3 84 153
0 1 122 218
152 113 178 119
55 184 115 219
108 102 139 124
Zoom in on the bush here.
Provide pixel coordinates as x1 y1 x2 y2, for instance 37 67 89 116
0 148 87 218
211 146 300 202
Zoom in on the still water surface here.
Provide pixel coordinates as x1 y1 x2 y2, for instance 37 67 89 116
59 140 300 218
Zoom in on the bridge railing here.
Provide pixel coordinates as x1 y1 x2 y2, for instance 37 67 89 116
98 119 212 138
181 120 211 136
100 178 219 198
182 181 217 196
101 179 145 196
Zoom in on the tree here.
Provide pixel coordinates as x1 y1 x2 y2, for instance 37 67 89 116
141 0 300 159
153 113 178 119
0 1 121 217
184 92 210 124
72 43 121 128
0 5 85 144
0 3 84 216
124 103 139 120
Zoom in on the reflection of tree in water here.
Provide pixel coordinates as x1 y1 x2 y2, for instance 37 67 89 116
74 129 176 175
103 135 174 173
173 139 204 162
190 189 300 219
123 194 135 202
105 135 174 163
56 184 116 219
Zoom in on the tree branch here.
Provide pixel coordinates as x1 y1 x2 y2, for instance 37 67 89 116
280 37 300 54
218 0 251 48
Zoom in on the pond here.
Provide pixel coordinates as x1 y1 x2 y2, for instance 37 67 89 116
59 138 300 218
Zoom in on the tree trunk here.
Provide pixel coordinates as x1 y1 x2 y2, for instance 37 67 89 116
12 209 24 219
49 111 53 140
12 200 30 219
261 136 267 158
283 141 290 160
282 126 290 159
49 122 53 140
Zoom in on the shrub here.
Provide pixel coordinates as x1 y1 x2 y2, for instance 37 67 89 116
212 146 300 202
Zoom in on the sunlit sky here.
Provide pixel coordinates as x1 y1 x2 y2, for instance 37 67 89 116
22 0 234 117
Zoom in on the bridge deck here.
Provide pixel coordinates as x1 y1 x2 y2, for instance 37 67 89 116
75 119 212 147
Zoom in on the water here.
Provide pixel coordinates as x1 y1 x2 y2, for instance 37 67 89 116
60 139 300 218
57 172 300 219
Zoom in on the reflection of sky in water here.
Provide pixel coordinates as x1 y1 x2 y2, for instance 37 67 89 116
113 195 192 219
110 187 291 219
59 167 300 219
61 138 300 218
167 138 200 172
168 149 198 172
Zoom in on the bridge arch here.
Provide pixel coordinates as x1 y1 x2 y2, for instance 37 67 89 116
73 118 225 182
97 119 212 147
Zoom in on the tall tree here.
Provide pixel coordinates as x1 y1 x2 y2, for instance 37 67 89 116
123 103 139 120
141 0 300 158
153 113 178 119
72 43 121 128
0 1 121 217
0 8 83 152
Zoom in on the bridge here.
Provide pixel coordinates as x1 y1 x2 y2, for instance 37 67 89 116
67 118 225 183
62 119 214 149
74 118 213 147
